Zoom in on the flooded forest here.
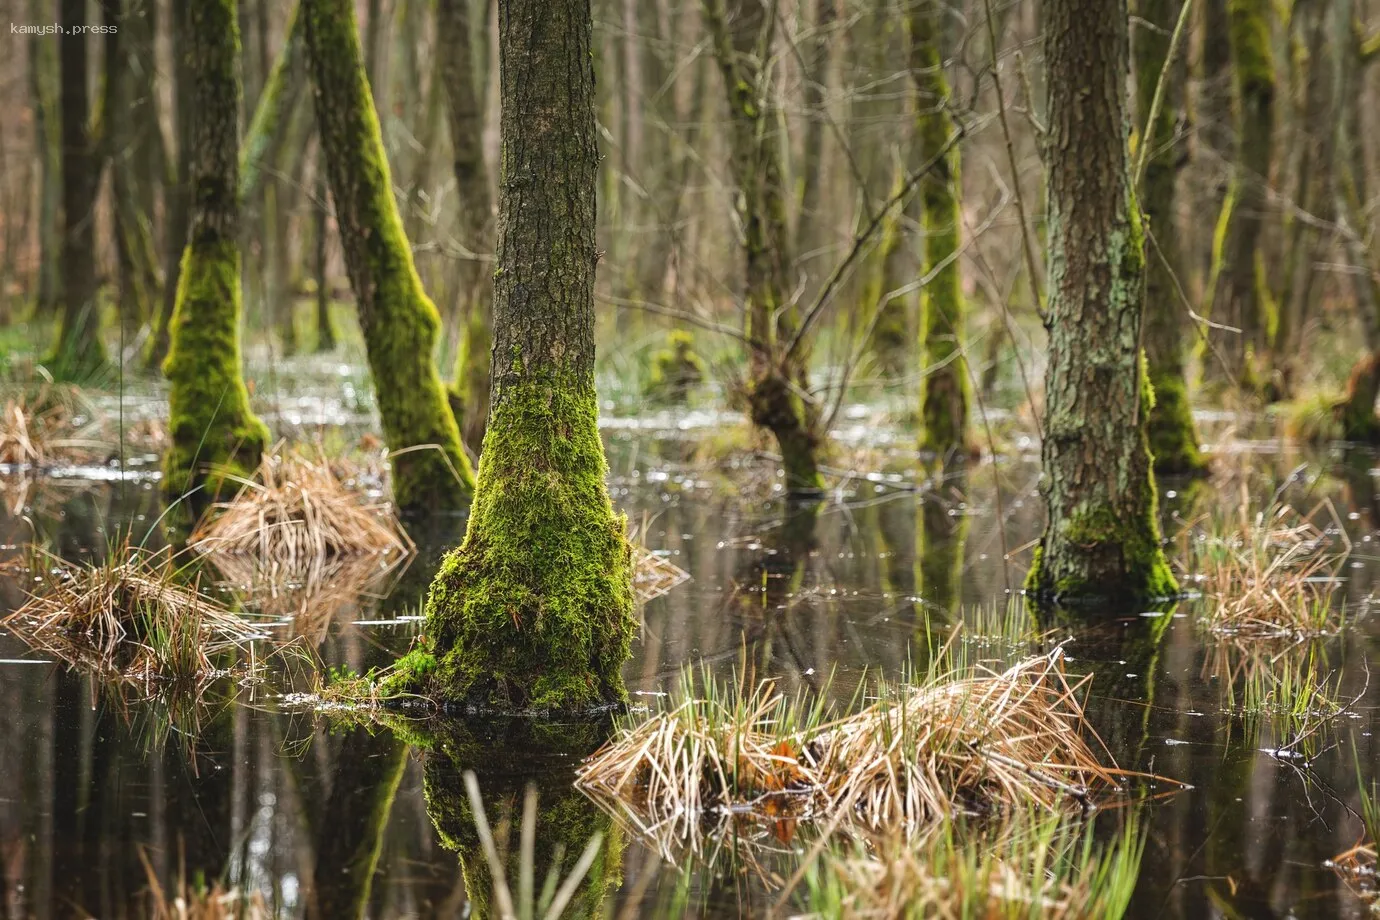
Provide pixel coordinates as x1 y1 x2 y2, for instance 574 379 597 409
2 0 1380 916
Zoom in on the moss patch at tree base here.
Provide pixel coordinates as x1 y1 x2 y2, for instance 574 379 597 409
1147 371 1208 475
419 374 636 715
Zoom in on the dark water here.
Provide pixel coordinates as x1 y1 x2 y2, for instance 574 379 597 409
2 398 1379 918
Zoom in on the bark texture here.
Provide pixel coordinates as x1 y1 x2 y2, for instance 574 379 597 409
1134 0 1207 473
1027 0 1177 604
303 0 476 510
416 0 636 713
162 0 270 499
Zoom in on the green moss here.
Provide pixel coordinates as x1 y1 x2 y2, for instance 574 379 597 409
449 297 492 450
421 370 636 713
303 0 476 511
644 330 707 404
1146 370 1208 474
162 242 269 499
865 212 910 378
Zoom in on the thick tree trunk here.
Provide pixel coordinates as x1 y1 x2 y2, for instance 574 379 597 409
438 0 495 453
303 0 476 510
1134 0 1207 473
1026 0 1177 605
1202 0 1276 390
50 0 108 380
910 3 970 463
417 0 636 713
704 0 824 494
162 0 269 499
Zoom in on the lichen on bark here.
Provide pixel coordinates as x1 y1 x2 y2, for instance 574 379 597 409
162 0 268 500
412 0 636 714
1026 0 1177 606
302 0 475 511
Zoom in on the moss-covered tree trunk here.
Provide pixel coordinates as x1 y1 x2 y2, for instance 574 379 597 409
1134 0 1207 473
417 0 636 713
239 1 308 207
704 0 824 494
303 0 476 511
312 167 338 351
162 0 269 499
909 3 971 464
50 0 108 380
1026 0 1177 605
438 0 495 453
1201 0 1276 390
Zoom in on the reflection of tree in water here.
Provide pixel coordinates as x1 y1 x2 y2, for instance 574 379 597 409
406 718 623 919
917 476 970 629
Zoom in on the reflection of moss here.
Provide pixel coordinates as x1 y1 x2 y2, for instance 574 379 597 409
401 718 623 919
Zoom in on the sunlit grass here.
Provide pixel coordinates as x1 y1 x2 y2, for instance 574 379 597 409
577 633 1132 858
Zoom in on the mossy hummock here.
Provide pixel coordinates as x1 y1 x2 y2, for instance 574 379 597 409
1027 0 1177 605
645 330 707 404
910 4 972 463
302 0 475 512
162 0 268 499
415 0 636 714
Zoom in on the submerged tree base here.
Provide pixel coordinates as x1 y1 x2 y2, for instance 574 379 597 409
748 370 825 496
410 376 637 715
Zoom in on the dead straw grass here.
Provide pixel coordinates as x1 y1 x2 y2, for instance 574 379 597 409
139 849 272 920
190 447 413 569
0 382 106 467
577 641 1125 855
1 542 256 686
1182 494 1347 639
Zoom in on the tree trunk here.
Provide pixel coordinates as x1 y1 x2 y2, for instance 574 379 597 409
145 1 195 372
1135 0 1207 473
239 2 308 207
910 1 971 464
438 0 495 453
1026 0 1177 605
50 0 108 380
29 0 62 314
418 0 636 713
303 0 477 511
1202 0 1276 390
704 0 824 494
101 0 161 328
162 0 269 500
312 165 337 351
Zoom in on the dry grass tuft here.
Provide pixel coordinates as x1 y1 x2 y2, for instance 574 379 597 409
1181 494 1347 639
1 542 255 685
577 641 1125 853
0 382 106 466
191 447 413 568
